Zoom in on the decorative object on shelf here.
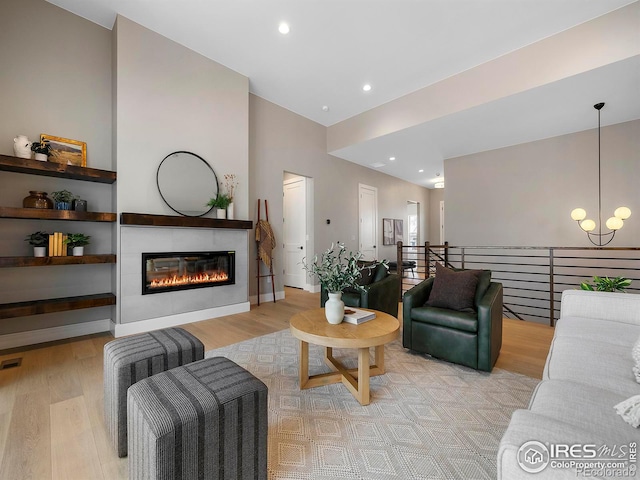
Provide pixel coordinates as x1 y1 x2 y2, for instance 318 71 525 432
51 189 76 210
64 233 90 256
13 135 32 159
207 193 231 219
580 275 632 293
302 242 366 323
73 198 88 212
48 232 68 256
224 174 238 220
30 139 51 161
41 134 87 167
570 103 631 246
156 151 218 217
25 231 49 257
22 190 53 209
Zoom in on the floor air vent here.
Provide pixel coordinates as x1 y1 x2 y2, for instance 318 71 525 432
0 357 22 370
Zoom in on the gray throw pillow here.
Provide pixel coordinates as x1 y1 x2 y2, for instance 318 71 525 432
426 263 479 312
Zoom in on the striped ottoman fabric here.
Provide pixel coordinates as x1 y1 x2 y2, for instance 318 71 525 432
104 327 204 457
127 357 268 480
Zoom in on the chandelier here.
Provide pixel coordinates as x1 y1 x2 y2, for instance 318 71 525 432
570 102 631 246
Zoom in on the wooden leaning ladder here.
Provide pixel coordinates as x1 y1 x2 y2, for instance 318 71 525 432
256 199 276 305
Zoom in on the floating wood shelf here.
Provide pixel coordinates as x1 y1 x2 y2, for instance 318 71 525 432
0 154 116 184
121 212 253 229
0 207 116 222
0 293 116 319
0 254 116 268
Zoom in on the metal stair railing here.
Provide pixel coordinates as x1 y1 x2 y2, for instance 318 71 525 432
396 242 640 326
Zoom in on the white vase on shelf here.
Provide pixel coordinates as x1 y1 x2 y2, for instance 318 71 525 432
72 246 84 256
33 246 46 257
324 292 345 324
13 135 32 159
227 202 234 220
216 208 226 219
34 153 47 161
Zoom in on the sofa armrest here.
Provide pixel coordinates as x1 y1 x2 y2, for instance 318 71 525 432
560 290 640 326
361 273 401 317
402 277 434 348
477 282 503 371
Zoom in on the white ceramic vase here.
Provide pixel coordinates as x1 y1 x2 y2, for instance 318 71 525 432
227 202 234 220
72 246 84 256
34 153 47 161
325 292 345 324
13 135 32 159
216 208 226 219
33 246 46 257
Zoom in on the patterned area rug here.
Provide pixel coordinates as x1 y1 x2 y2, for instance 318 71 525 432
206 329 538 480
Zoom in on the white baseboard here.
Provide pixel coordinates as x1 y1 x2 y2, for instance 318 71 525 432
249 290 286 305
0 319 111 350
112 302 251 337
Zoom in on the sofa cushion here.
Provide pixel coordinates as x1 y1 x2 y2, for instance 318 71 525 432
452 267 491 309
342 291 361 307
356 265 376 286
410 306 478 333
544 336 639 397
554 316 637 348
528 380 636 439
372 263 389 282
426 263 478 312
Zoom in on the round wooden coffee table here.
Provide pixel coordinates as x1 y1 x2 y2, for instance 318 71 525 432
289 308 399 405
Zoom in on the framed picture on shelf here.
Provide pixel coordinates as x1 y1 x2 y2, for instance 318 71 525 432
383 218 394 245
41 134 86 167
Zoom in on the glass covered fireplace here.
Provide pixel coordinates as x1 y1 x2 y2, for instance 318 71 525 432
142 251 235 295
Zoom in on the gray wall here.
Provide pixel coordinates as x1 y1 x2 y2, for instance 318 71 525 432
249 95 431 297
429 189 445 245
445 119 640 247
0 0 113 335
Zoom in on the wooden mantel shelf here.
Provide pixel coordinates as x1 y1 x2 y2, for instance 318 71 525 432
120 213 253 230
0 154 116 184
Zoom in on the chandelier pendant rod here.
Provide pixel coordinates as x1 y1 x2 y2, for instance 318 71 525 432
597 103 602 241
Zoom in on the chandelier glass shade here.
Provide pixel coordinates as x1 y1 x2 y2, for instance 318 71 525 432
570 102 631 246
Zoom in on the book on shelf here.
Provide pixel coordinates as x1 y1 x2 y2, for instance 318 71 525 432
343 308 376 325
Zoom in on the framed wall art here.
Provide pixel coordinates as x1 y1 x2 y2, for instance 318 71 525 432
383 218 394 245
394 219 404 243
41 134 87 167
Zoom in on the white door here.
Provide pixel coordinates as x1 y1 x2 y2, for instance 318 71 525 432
359 184 378 260
283 177 307 288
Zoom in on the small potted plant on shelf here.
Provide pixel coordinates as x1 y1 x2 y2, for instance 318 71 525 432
302 242 366 324
64 233 91 256
51 189 77 210
30 140 52 162
207 193 232 219
25 231 49 257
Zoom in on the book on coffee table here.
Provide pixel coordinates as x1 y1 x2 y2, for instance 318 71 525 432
343 308 376 325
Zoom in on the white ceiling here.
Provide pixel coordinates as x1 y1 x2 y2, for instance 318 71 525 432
47 0 640 187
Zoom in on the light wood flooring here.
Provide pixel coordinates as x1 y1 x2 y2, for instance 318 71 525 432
0 287 553 479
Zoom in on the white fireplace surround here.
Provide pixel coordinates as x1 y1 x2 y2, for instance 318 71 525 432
115 225 250 337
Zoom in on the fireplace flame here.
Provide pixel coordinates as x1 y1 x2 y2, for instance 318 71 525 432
149 271 229 289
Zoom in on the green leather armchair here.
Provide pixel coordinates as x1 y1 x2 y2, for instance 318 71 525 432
402 275 503 371
321 264 400 318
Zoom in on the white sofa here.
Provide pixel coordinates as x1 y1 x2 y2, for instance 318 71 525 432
498 290 640 479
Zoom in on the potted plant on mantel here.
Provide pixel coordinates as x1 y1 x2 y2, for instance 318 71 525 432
302 243 366 324
30 140 51 162
25 231 49 257
64 233 90 256
207 193 232 219
51 189 76 210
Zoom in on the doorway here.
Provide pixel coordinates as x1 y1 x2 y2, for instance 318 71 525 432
283 174 310 289
358 184 378 261
407 201 419 247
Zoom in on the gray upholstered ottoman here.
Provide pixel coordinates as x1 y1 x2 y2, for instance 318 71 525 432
104 327 204 457
127 356 268 480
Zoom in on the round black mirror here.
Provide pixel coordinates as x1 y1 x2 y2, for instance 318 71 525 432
156 151 219 217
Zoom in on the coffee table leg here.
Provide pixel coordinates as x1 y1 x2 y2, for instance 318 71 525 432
299 340 309 388
357 347 370 405
374 344 385 374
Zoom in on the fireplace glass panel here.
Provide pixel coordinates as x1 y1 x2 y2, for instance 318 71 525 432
142 251 235 295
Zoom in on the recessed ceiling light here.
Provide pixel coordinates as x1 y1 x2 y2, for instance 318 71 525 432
434 182 445 189
418 169 424 173
322 105 329 112
278 22 290 34
370 162 386 168
389 156 396 161
362 84 372 92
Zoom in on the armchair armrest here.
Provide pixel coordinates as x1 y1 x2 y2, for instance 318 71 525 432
402 277 434 348
476 282 503 371
361 273 401 317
